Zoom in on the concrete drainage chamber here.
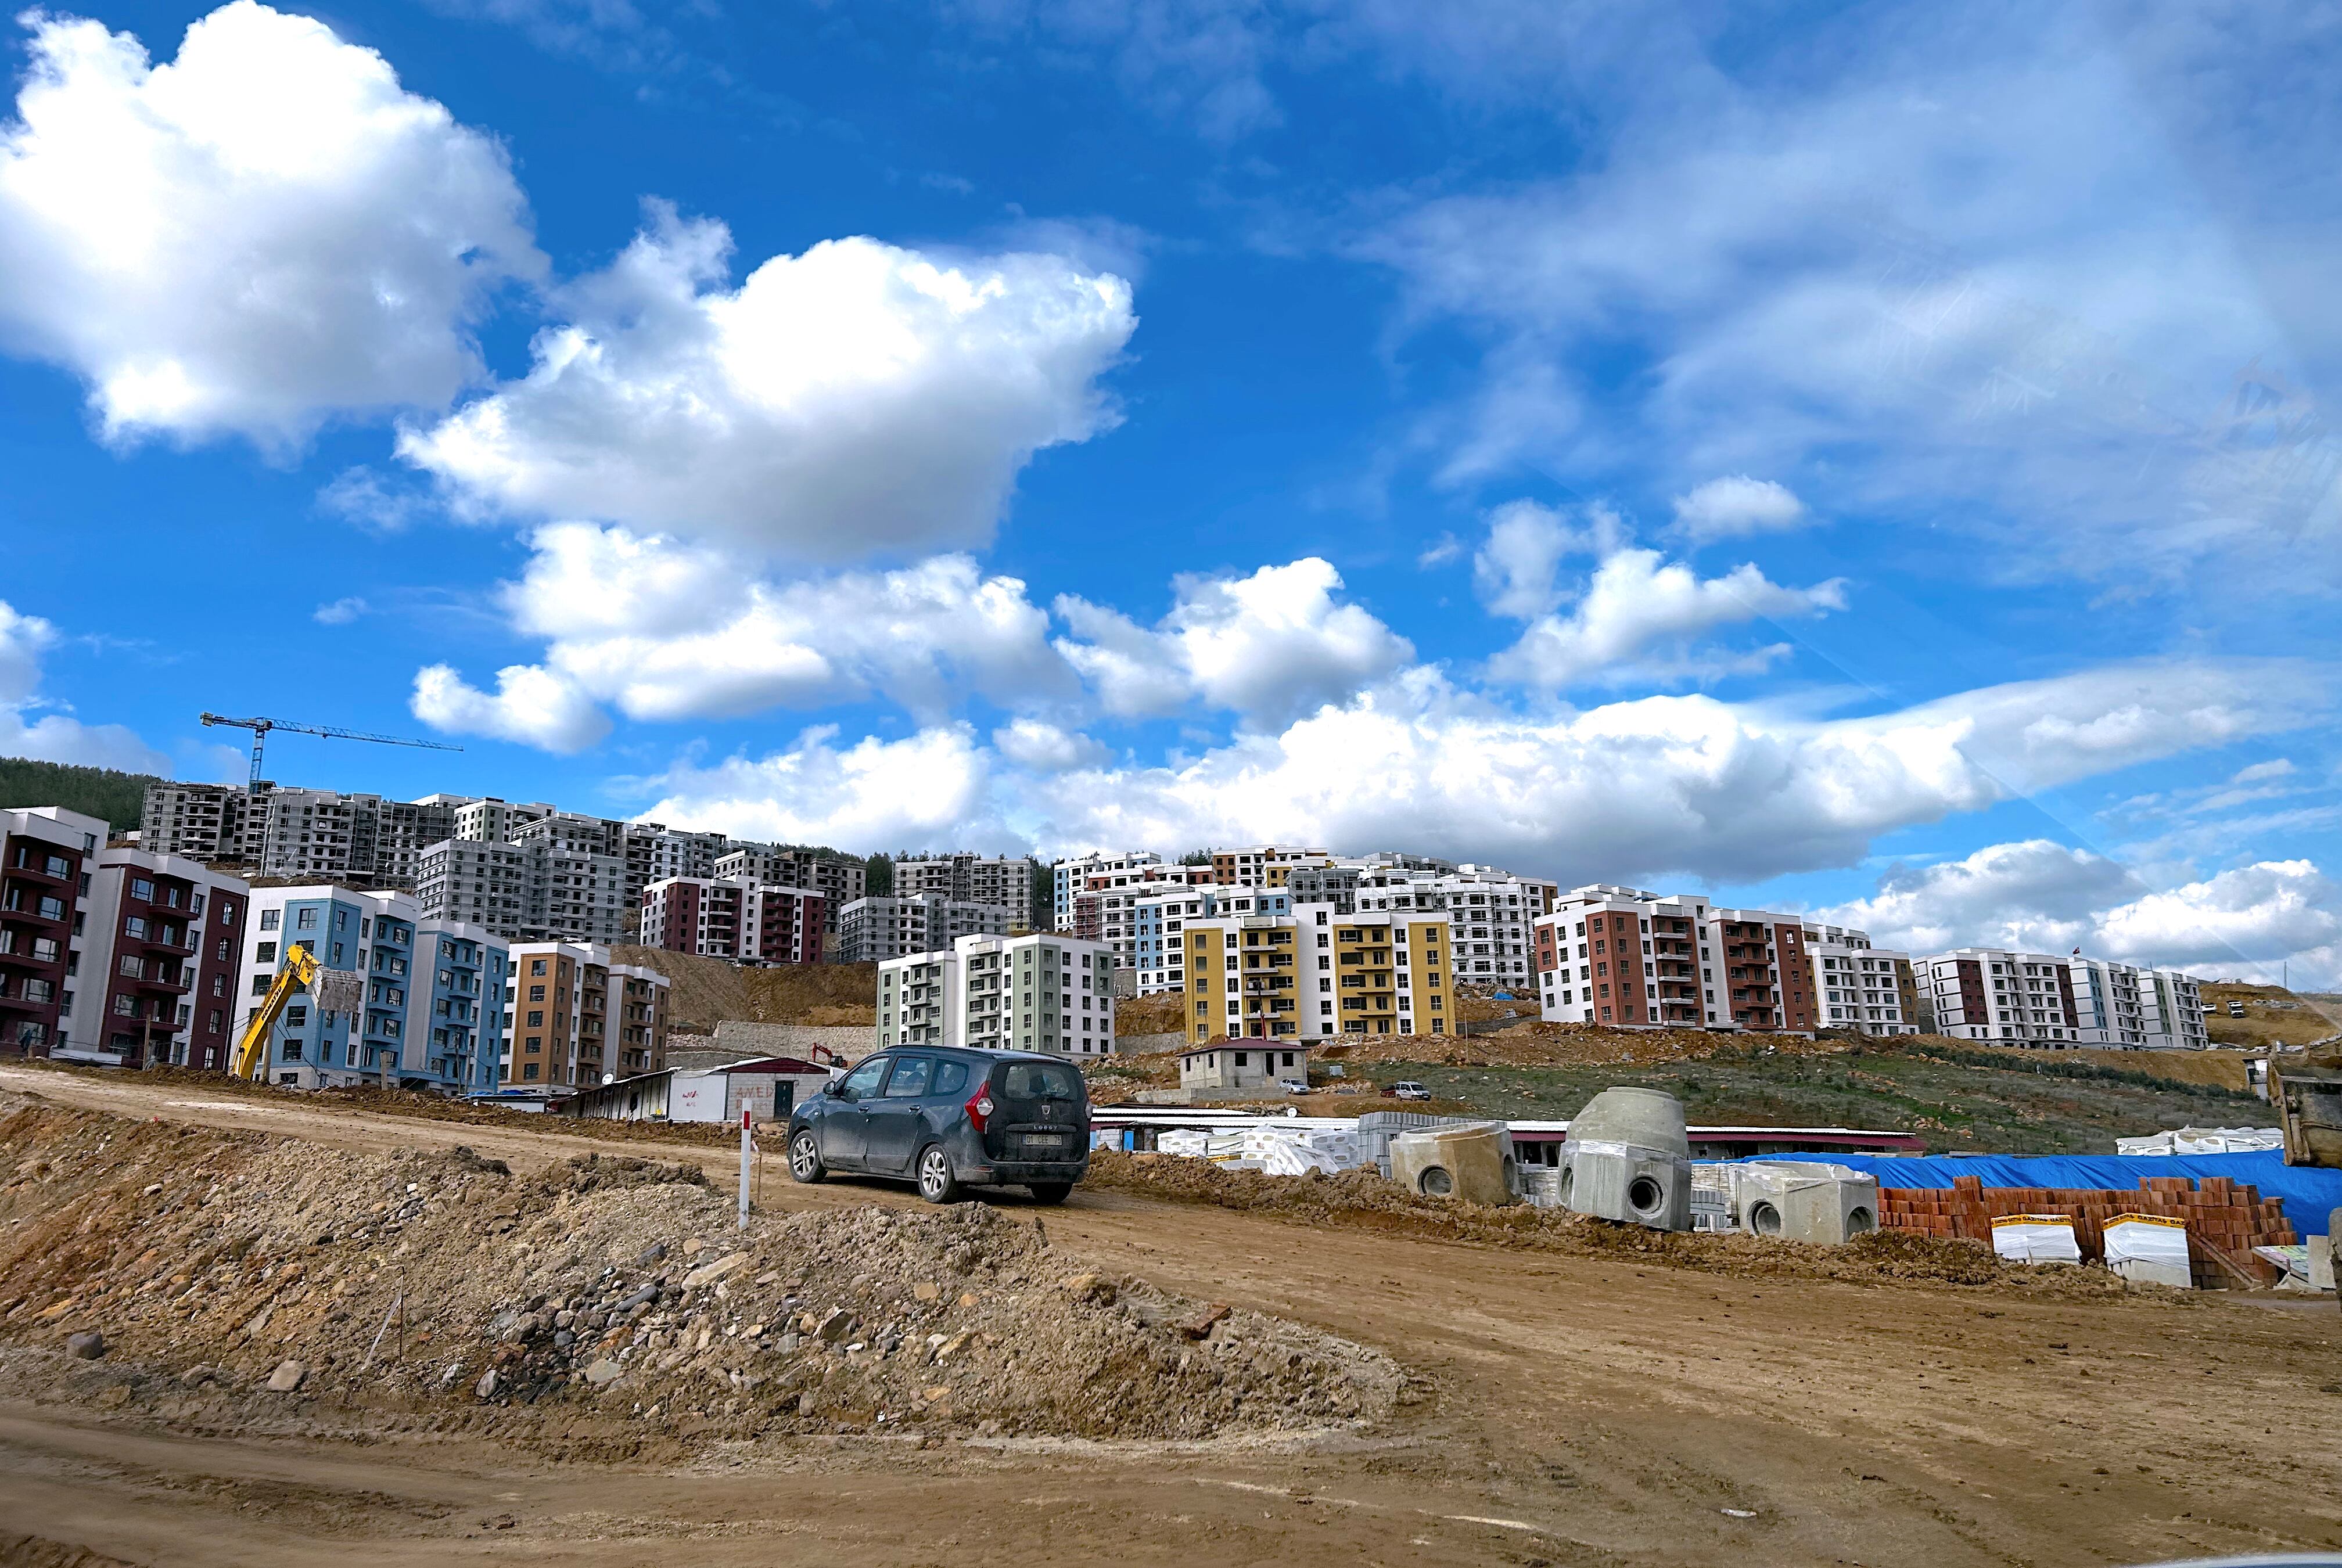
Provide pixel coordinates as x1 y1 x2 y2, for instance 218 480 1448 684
1560 1087 1694 1233
1730 1163 1883 1245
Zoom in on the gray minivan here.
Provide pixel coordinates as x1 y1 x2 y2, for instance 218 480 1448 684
786 1046 1090 1204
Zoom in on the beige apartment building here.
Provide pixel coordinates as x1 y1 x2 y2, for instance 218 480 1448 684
1180 905 1453 1043
501 940 670 1092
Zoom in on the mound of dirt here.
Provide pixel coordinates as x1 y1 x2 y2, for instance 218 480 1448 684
35 1062 741 1152
1083 1150 2137 1299
608 948 881 1030
0 1099 1402 1451
1114 992 1189 1037
741 962 879 1028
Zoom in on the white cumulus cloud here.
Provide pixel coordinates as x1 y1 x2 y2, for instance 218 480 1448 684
0 600 173 772
1471 499 1623 620
400 204 1136 559
1054 557 1413 727
410 526 1077 746
1822 840 2342 984
992 718 1108 773
0 1 542 448
410 661 610 753
1488 549 1847 689
639 725 1010 853
649 656 2318 890
1672 476 1809 543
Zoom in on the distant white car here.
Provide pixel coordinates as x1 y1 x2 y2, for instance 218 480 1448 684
1389 1081 1432 1101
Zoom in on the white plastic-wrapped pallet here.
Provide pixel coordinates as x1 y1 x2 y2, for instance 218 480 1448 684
2105 1215 2193 1288
1690 1166 1735 1231
1244 1124 1360 1175
1990 1214 2082 1264
1155 1130 1209 1159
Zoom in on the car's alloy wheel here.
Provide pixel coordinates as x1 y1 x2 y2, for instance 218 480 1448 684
789 1130 825 1184
918 1145 960 1204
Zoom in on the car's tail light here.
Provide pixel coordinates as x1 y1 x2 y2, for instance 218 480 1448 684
967 1089 996 1131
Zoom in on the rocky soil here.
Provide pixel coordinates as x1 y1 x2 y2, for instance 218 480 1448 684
0 1097 1403 1455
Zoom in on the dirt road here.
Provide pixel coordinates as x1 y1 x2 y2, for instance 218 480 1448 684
5 1063 2340 1567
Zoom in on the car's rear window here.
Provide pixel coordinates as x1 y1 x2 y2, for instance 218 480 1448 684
999 1060 1082 1099
933 1058 971 1096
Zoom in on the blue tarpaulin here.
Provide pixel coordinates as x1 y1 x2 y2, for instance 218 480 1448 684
1747 1149 2342 1236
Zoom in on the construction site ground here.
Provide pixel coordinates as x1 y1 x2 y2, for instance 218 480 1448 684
3 1060 2340 1568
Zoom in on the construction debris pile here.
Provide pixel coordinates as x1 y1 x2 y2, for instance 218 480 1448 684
1881 1173 2298 1286
0 1100 1403 1445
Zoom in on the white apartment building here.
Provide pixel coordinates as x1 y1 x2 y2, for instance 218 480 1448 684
2068 957 2209 1049
892 853 1035 930
1131 886 1290 995
138 784 258 862
1532 886 1823 1034
1051 850 1161 930
1072 862 1216 979
1917 948 2082 1046
416 822 630 945
1799 923 1917 1035
641 828 730 884
448 797 551 844
1346 863 1554 991
875 931 1116 1056
836 893 1011 964
500 941 671 1092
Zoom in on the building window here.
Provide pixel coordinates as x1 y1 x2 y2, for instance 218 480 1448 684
259 909 281 932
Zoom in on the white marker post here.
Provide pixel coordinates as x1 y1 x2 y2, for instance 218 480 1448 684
738 1107 752 1231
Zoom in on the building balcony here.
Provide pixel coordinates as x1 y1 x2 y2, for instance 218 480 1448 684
123 959 191 995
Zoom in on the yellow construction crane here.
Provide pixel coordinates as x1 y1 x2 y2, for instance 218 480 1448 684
231 944 320 1081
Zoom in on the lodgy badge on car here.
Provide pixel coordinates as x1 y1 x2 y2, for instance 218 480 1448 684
786 1047 1091 1204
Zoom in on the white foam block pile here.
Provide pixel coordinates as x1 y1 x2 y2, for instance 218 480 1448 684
1152 1123 1362 1175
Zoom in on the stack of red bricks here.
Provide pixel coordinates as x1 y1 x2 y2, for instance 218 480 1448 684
1880 1173 2297 1285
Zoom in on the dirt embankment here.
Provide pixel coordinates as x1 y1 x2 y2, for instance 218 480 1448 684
1082 1150 2139 1300
42 1063 744 1152
0 1098 1400 1456
2203 983 2342 1051
610 947 879 1031
1113 992 1187 1037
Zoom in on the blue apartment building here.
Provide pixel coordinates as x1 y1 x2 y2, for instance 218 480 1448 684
1131 886 1291 996
238 886 506 1092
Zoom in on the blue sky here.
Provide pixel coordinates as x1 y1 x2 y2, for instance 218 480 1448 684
2 0 2338 980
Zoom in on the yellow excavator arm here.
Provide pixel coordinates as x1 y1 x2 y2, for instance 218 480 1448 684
231 944 319 1082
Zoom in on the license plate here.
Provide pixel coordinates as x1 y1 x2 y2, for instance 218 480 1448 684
1023 1134 1068 1150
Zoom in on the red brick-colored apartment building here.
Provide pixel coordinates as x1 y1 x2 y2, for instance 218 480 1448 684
1533 884 1819 1034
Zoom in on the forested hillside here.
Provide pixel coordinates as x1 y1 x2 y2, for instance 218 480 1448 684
0 757 161 835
